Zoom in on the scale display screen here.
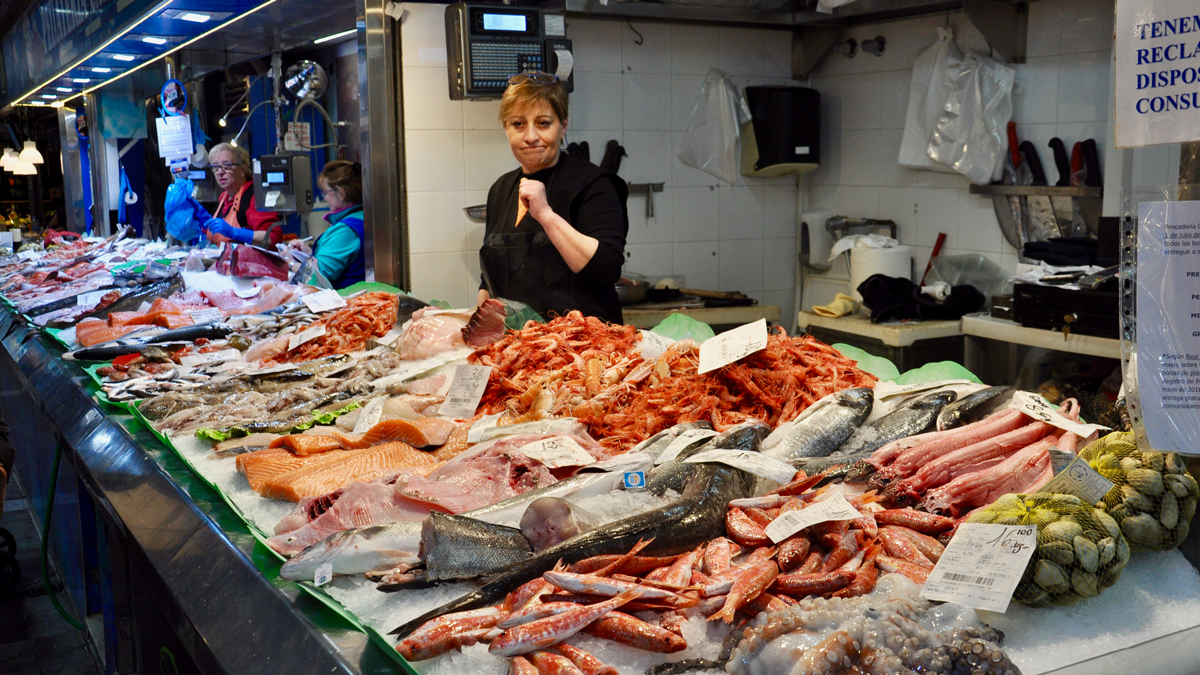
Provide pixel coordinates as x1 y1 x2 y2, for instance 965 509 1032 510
265 171 287 184
482 13 526 31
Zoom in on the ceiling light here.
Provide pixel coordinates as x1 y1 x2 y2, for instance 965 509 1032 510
13 160 37 175
40 94 57 99
313 28 356 45
28 101 46 106
19 141 44 165
73 78 90 83
56 87 72 92
179 12 210 22
113 54 136 61
218 118 227 127
229 139 238 147
142 36 168 45
51 102 64 108
93 67 112 73
0 150 14 170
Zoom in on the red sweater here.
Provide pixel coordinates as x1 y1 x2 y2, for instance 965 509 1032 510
217 183 283 246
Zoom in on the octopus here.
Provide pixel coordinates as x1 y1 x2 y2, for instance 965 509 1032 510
725 574 1021 675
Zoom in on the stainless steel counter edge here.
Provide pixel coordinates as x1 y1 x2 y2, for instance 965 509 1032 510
0 311 386 674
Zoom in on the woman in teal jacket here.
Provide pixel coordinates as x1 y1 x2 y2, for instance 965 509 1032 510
292 161 365 288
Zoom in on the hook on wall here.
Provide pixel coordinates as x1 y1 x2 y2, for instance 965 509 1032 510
627 18 643 45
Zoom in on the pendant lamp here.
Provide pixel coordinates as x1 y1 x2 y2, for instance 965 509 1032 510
12 160 37 175
0 148 15 171
18 140 43 164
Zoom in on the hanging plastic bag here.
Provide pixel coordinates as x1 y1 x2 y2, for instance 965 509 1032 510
899 27 963 171
164 177 199 242
678 69 752 184
927 53 1015 184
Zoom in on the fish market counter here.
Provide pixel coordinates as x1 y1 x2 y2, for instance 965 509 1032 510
0 310 402 674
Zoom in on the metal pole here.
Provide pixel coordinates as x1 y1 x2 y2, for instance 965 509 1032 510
272 53 284 154
83 94 111 236
356 0 407 288
56 107 87 233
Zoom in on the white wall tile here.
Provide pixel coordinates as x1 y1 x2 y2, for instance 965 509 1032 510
405 130 465 192
763 237 797 290
569 19 623 73
626 185 674 245
840 130 883 186
1057 51 1111 122
671 25 720 76
719 28 765 78
623 73 674 131
620 131 674 185
403 67 462 130
672 186 720 242
958 191 1004 254
672 75 706 132
761 289 796 332
718 185 765 240
622 21 671 74
570 71 623 131
410 252 470 307
1060 0 1114 55
719 239 764 294
839 72 882 130
407 191 468 254
762 31 793 79
673 240 720 289
877 186 921 245
807 129 842 186
764 185 798 239
1012 57 1060 125
803 276 849 309
463 99 501 131
915 187 960 251
623 242 673 277
464 190 488 250
672 132 724 188
878 70 911 130
463 130 516 192
1027 0 1064 57
401 4 448 65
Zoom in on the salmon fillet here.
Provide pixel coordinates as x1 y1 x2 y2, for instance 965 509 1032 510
259 441 438 502
107 311 152 327
432 424 471 462
75 319 145 347
330 417 459 450
157 312 194 329
238 448 347 492
268 434 345 456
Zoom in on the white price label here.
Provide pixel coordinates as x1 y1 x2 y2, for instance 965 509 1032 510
188 308 224 324
1038 455 1115 504
654 429 719 465
76 290 111 306
638 329 676 361
1006 391 1109 438
467 413 504 443
370 350 469 391
180 348 241 367
352 396 388 434
438 364 493 419
301 289 348 313
763 494 862 543
314 562 333 587
517 436 596 469
873 379 974 400
247 363 298 375
684 449 796 484
264 190 281 208
289 323 327 351
375 328 403 347
0 232 12 247
18 250 39 260
234 286 261 298
921 523 1037 613
698 319 768 374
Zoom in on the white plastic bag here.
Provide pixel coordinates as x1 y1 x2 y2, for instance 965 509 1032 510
899 27 962 171
678 69 752 185
927 53 1015 184
816 0 856 13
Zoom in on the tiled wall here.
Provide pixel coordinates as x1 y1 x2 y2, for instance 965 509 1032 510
801 0 1120 308
400 4 800 322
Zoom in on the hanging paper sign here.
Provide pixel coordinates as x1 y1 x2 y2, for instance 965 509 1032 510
684 449 796 483
187 308 224 325
1005 391 1109 438
698 319 768 374
156 114 192 159
1113 0 1200 147
654 428 719 465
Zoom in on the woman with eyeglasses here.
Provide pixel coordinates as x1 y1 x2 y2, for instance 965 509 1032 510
288 160 366 288
478 73 628 324
202 143 283 247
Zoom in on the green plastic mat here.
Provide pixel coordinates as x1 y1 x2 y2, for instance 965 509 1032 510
832 343 901 381
892 361 982 385
652 313 715 343
340 282 403 296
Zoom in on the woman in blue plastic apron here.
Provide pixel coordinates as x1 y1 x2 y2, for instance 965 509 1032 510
477 73 628 323
290 160 365 288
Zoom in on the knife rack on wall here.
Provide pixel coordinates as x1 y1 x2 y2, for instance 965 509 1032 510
969 183 1104 249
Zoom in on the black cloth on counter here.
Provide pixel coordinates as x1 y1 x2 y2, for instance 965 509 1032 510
857 274 985 322
1022 238 1098 267
481 151 628 324
0 408 13 481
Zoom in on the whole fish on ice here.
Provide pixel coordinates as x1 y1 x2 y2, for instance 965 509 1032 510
834 390 956 456
279 522 422 581
761 388 873 462
937 385 1014 431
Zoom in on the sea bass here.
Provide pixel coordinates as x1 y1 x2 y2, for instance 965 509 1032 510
278 522 422 581
834 390 956 456
761 388 874 462
936 386 1015 431
645 421 769 495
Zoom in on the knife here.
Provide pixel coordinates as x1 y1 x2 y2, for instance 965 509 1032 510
1081 139 1102 188
1049 138 1085 236
1019 140 1060 239
1049 138 1071 187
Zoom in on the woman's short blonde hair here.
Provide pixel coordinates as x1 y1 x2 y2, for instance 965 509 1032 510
319 160 363 205
208 142 250 170
498 77 569 126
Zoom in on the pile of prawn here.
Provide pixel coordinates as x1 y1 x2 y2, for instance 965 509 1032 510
268 291 399 364
470 312 876 451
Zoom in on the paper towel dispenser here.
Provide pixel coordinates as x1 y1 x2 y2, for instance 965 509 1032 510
445 2 573 100
740 86 820 177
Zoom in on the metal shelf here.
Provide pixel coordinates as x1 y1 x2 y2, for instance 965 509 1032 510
969 184 1103 198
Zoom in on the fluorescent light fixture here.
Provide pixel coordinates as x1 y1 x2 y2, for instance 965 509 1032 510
40 94 57 99
93 67 112 73
313 28 355 44
180 12 210 22
51 101 64 108
142 36 168 45
73 78 90 83
113 54 136 61
20 141 44 164
56 87 72 92
28 101 46 106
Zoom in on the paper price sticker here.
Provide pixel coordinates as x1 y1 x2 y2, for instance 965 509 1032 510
684 449 796 484
76 290 111 306
438 364 493 419
623 471 646 489
763 494 862 543
467 413 504 443
698 319 768 374
369 350 469 391
301 289 348 313
1038 455 1115 504
1006 391 1110 438
654 429 719 465
246 363 297 376
180 349 241 367
353 396 388 434
188 308 224 325
374 328 403 347
264 191 281 208
314 562 333 587
874 379 974 400
289 323 327 351
921 523 1037 613
518 436 596 469
234 286 261 298
18 250 39 260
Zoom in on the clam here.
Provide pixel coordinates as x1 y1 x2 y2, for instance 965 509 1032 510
1073 536 1099 573
1176 520 1191 547
993 494 1024 511
1097 537 1116 567
1120 457 1143 471
995 513 1024 525
1127 469 1165 497
1182 473 1199 499
1121 513 1167 549
1165 474 1192 499
1160 491 1179 530
1014 583 1052 608
1181 496 1197 522
1033 560 1070 594
1071 569 1100 597
1165 452 1187 475
1121 485 1155 513
1108 503 1131 523
1029 508 1060 526
1116 535 1131 564
1094 509 1121 539
970 510 999 524
1038 540 1075 566
1041 520 1083 544
1096 454 1120 471
1144 452 1166 472
1098 566 1123 589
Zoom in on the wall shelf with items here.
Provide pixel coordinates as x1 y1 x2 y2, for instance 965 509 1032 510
968 184 1103 198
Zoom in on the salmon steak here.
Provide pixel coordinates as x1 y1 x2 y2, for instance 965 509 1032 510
259 441 440 502
330 417 459 450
